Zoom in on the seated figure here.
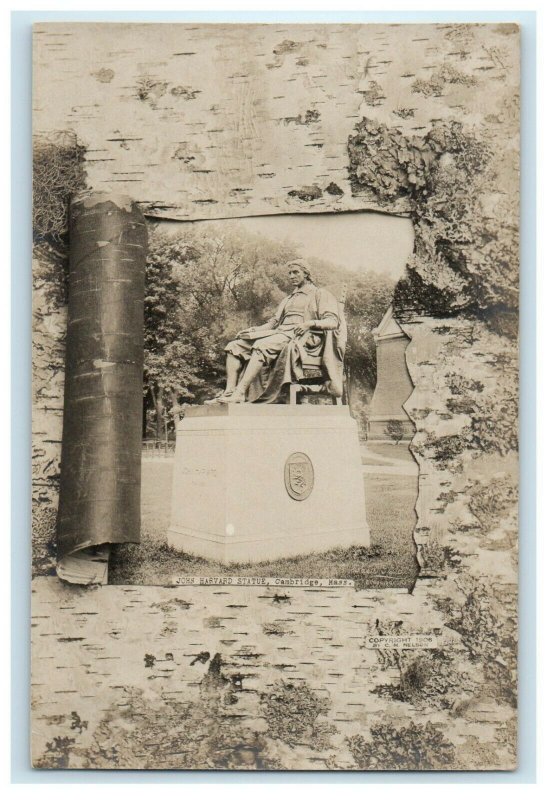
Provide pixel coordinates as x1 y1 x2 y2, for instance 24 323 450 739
208 259 347 404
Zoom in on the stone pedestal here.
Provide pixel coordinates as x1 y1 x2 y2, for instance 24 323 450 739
168 404 369 564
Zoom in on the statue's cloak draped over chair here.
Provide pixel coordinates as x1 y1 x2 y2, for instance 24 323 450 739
243 285 348 404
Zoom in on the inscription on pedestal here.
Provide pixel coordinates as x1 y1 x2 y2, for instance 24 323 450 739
284 452 314 501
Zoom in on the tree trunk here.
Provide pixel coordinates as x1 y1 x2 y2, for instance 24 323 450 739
345 364 354 414
142 395 148 439
153 386 164 442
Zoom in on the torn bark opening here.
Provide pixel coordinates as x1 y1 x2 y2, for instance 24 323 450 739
56 192 147 583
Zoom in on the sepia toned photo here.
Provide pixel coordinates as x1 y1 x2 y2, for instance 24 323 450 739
31 21 520 771
103 213 418 586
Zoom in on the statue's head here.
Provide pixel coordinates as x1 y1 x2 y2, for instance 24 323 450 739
287 259 313 288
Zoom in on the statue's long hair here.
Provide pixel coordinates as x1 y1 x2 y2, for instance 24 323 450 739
287 258 314 284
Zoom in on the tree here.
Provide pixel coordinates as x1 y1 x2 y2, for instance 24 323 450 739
143 224 297 438
143 232 204 439
343 271 395 409
385 419 406 445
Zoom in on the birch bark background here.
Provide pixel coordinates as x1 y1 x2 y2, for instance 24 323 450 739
31 22 520 770
33 23 519 220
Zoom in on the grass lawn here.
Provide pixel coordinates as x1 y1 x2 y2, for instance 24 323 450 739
362 441 416 464
109 456 419 590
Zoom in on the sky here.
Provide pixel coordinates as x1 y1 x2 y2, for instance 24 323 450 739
236 212 414 280
162 211 414 281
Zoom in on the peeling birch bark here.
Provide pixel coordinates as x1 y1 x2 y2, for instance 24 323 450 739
32 23 519 222
56 193 147 583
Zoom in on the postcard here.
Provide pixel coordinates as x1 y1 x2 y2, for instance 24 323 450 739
32 22 519 770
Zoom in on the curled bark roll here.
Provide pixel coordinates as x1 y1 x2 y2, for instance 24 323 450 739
56 193 147 583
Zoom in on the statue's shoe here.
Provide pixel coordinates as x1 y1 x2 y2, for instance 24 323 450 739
223 391 246 404
204 390 232 405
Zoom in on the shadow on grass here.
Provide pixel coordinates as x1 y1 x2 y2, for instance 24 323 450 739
110 536 418 591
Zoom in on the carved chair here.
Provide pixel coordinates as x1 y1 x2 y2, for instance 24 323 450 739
289 284 347 405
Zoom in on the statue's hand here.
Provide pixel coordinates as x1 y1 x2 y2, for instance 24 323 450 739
237 326 256 338
294 321 312 336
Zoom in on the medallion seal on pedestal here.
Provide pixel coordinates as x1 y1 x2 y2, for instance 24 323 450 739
284 452 314 501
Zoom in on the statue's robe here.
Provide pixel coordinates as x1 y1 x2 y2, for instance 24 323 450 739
225 282 347 403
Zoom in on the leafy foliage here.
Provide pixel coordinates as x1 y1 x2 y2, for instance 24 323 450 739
347 721 456 770
435 575 517 707
33 133 87 243
348 117 518 334
343 272 394 412
412 63 477 97
445 360 518 458
34 736 76 769
143 224 293 435
76 686 281 770
33 133 88 303
260 680 335 749
373 649 472 711
469 475 518 535
418 541 462 575
385 419 405 443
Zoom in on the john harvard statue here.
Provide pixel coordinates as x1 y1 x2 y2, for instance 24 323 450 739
171 259 369 563
207 259 347 404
